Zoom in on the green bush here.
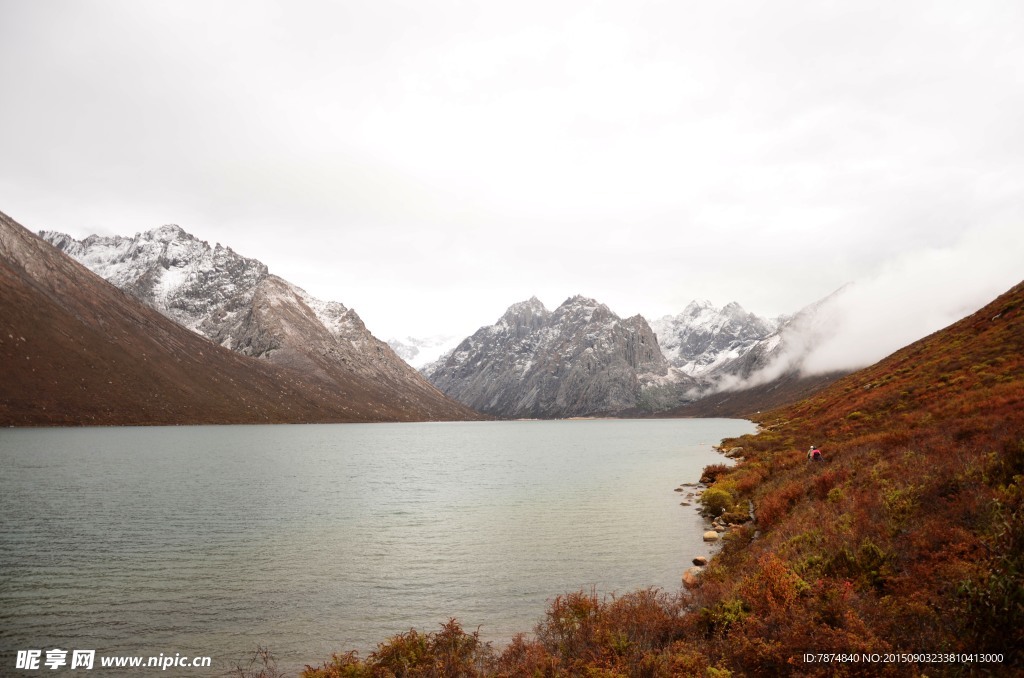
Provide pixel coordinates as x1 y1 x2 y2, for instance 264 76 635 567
701 487 735 517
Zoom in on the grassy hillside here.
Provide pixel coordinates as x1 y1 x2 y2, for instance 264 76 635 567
287 281 1022 677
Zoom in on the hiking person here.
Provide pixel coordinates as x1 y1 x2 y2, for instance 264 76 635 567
811 446 823 462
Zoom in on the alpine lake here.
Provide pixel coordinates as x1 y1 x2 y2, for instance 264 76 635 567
0 418 754 675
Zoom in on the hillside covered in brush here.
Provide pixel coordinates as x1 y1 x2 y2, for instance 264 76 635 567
297 281 1023 676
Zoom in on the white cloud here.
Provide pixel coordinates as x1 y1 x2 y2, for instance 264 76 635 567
1 0 1022 340
713 218 1024 393
798 220 1024 375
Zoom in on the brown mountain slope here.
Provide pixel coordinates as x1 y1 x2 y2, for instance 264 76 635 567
661 371 847 418
0 211 482 425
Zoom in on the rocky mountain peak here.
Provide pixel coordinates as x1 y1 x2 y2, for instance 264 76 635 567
649 300 778 376
38 226 477 420
553 295 613 324
150 224 189 242
496 297 551 339
682 299 714 316
425 294 693 418
721 301 747 317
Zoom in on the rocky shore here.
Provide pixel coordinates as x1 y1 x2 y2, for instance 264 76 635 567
677 442 756 590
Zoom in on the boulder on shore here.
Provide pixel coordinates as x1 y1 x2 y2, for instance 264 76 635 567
682 565 705 588
703 531 720 542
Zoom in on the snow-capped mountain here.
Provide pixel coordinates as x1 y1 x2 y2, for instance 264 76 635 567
701 286 851 390
387 335 461 370
4 211 478 425
663 287 860 416
424 296 697 418
648 300 779 376
40 226 479 420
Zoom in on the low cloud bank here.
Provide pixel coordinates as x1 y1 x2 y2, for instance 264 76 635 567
714 221 1023 393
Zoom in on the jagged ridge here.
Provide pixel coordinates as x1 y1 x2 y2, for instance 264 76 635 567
425 296 696 418
41 225 476 419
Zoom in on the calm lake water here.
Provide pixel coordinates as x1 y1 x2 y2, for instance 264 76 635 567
0 418 753 675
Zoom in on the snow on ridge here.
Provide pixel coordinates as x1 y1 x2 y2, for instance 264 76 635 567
40 225 373 349
648 299 778 376
293 284 353 336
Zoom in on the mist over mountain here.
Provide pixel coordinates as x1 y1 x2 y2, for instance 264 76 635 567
421 294 844 419
699 288 848 392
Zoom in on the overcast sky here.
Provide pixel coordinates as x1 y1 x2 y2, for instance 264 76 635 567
2 1 1022 347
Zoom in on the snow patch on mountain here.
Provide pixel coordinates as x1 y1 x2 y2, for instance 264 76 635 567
388 335 462 369
649 300 779 376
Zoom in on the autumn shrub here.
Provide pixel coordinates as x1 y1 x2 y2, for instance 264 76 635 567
302 651 370 678
303 619 491 678
370 628 430 675
700 463 732 484
492 634 556 677
822 539 892 592
532 588 688 674
754 479 805 529
536 590 603 663
956 495 1024 663
811 466 848 500
718 510 749 525
427 619 492 677
234 646 287 678
738 553 809 616
696 598 749 638
732 463 768 495
700 487 735 517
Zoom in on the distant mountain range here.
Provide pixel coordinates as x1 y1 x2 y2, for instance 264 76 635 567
419 293 849 418
423 296 697 418
0 212 479 426
6 215 857 424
